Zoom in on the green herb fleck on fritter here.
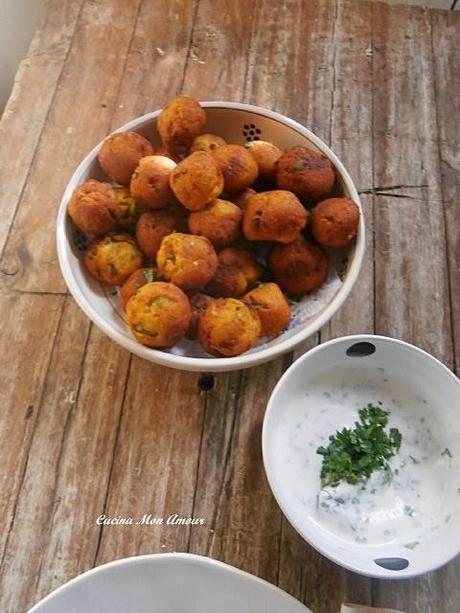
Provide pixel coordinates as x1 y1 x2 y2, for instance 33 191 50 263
292 160 306 172
134 324 158 337
316 404 402 488
143 269 156 283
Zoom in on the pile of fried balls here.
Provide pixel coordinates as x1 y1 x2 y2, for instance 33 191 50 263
68 96 359 357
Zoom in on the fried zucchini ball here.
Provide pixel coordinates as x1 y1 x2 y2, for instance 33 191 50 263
112 187 140 228
157 95 206 156
68 180 121 236
310 197 360 248
157 233 218 291
197 298 261 357
242 282 291 337
98 131 154 185
84 233 144 286
135 207 187 260
207 248 259 297
276 146 335 202
120 267 162 309
169 151 224 211
126 282 191 348
230 187 256 211
130 155 177 209
213 144 259 193
246 140 282 180
268 237 329 296
186 292 214 340
243 190 308 243
188 198 242 248
190 133 226 153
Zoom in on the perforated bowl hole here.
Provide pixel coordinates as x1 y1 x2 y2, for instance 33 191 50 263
72 229 89 252
346 341 376 357
242 123 262 142
374 557 409 571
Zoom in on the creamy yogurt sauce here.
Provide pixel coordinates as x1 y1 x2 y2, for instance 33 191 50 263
279 368 456 548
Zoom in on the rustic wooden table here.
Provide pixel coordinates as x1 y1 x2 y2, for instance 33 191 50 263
0 0 458 611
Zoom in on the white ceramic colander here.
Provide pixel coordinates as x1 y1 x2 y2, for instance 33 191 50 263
263 335 460 578
56 102 365 372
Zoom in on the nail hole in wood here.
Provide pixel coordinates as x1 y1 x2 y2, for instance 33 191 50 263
198 374 214 392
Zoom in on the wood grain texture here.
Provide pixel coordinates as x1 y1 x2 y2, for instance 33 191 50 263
0 292 64 569
0 297 90 611
431 9 460 372
0 0 143 295
372 1 454 367
94 361 204 564
0 0 458 611
0 0 84 257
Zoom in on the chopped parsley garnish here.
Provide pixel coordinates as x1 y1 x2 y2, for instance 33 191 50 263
317 404 402 488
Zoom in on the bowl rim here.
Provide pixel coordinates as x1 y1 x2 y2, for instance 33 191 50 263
262 333 460 579
56 101 365 372
28 552 311 612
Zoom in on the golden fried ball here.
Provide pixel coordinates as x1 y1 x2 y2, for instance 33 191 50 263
197 298 261 357
68 180 121 236
188 199 242 248
84 233 144 286
157 233 218 291
230 187 256 211
213 144 259 193
310 197 360 248
242 282 291 337
120 267 162 309
190 133 226 153
126 282 191 348
112 187 140 228
157 95 206 156
98 131 154 185
135 207 188 260
186 292 214 340
130 155 177 209
169 151 224 211
276 146 335 202
246 140 282 180
268 237 329 296
207 248 259 297
242 190 308 243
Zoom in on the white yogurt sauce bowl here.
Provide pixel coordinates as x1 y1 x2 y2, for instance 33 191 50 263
262 335 460 578
28 553 311 613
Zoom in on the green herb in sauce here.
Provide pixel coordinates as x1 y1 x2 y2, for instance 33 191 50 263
317 404 402 488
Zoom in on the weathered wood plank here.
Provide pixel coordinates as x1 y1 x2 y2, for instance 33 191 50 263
195 361 285 582
31 324 131 603
0 0 143 294
94 360 203 564
0 292 64 587
431 9 460 373
0 297 90 613
372 1 454 367
0 0 84 257
371 3 456 611
321 0 375 342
